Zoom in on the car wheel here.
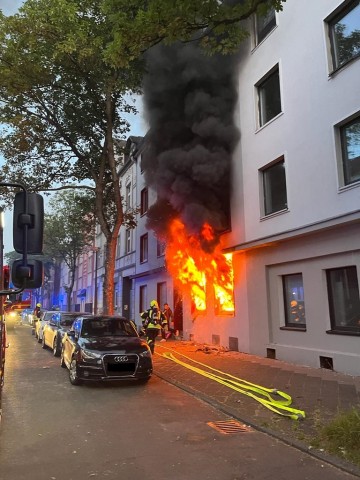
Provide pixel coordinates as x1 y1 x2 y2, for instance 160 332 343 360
69 359 82 386
53 339 60 357
41 335 47 349
60 349 66 368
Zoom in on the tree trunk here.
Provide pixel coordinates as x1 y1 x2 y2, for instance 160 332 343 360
102 235 117 315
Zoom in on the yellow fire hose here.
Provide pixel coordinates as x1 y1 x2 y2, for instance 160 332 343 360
156 346 305 420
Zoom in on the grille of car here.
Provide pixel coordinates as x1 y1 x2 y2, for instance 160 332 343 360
103 354 137 376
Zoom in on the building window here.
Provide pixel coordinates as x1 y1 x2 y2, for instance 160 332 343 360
126 183 131 210
283 274 306 328
157 282 167 309
125 229 131 254
328 1 360 71
140 234 148 263
257 66 281 127
157 238 166 257
140 188 148 215
116 235 121 257
261 158 287 216
139 285 147 313
326 266 360 334
340 115 360 186
254 6 276 44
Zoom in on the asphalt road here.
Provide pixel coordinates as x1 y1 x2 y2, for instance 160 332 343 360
0 325 358 480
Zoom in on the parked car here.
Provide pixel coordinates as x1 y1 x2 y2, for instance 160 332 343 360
21 308 34 325
34 310 52 342
61 315 153 385
42 312 90 356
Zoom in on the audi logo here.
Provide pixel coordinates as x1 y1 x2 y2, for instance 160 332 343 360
114 355 129 363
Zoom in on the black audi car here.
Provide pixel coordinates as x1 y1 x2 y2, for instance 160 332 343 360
61 315 153 385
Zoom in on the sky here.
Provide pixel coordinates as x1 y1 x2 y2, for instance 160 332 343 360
1 0 147 254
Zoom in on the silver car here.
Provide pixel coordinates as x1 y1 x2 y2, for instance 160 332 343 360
34 310 53 342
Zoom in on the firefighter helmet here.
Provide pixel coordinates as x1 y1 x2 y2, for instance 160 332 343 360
150 300 159 309
36 303 41 307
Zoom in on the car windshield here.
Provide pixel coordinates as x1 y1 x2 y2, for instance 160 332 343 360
81 318 137 337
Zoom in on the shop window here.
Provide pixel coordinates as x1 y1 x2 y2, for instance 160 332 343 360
282 273 306 329
327 0 360 71
326 266 360 334
340 115 360 186
261 157 288 216
257 65 281 127
255 6 276 44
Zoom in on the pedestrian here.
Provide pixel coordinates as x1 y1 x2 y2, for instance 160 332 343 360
140 300 167 354
162 303 174 340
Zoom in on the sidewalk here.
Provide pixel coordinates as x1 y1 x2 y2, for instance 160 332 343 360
153 339 360 477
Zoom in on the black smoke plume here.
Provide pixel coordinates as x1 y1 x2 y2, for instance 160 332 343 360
142 41 240 252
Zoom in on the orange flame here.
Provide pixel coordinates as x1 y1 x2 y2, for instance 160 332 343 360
165 219 234 314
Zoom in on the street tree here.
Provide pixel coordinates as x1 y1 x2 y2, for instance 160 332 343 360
0 0 286 313
0 0 141 314
43 190 95 309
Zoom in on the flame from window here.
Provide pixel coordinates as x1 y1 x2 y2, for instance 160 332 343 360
165 219 234 314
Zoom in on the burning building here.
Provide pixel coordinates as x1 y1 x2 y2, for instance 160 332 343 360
138 1 360 376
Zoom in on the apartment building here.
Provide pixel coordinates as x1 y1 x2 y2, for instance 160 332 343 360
58 0 359 376
185 0 359 375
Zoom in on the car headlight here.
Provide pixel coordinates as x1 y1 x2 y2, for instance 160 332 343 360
139 349 152 358
81 349 102 360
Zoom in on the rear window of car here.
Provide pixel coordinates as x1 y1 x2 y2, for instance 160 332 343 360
60 315 78 327
81 318 137 337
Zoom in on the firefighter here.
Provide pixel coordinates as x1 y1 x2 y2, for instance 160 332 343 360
140 300 167 354
32 303 41 326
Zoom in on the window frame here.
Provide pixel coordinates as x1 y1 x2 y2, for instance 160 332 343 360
339 115 360 187
125 229 131 254
140 233 148 263
254 6 276 46
125 183 131 210
327 0 360 73
326 265 360 335
140 187 148 216
139 285 147 313
256 65 282 128
282 273 306 330
260 156 288 217
157 238 166 257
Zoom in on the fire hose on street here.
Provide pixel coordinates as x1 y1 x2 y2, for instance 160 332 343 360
156 345 306 421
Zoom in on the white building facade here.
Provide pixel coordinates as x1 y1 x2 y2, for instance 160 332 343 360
57 0 360 376
183 0 360 375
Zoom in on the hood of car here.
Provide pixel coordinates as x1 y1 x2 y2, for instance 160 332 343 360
78 336 147 353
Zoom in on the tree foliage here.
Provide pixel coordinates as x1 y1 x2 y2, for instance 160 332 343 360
0 0 286 313
0 0 141 313
43 190 95 308
102 0 286 66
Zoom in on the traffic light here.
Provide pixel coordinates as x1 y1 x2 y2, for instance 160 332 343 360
13 192 44 254
11 260 43 289
2 266 10 290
